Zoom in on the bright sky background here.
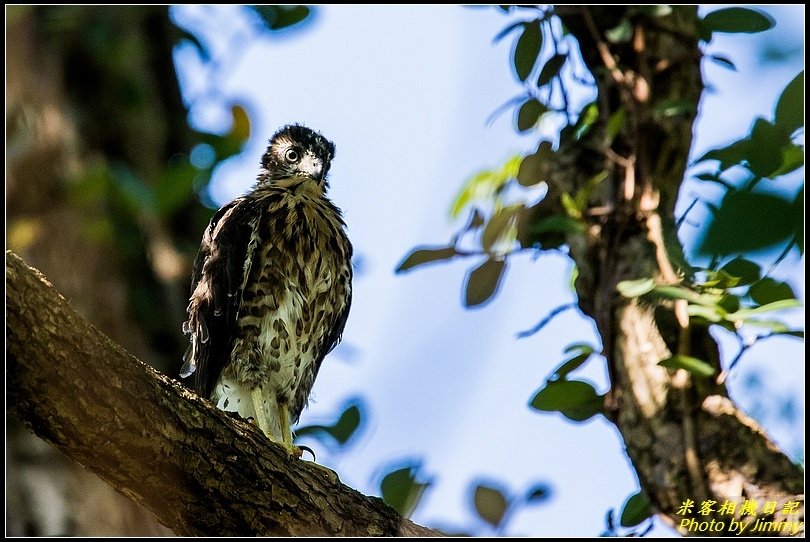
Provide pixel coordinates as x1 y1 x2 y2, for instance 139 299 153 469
172 5 804 536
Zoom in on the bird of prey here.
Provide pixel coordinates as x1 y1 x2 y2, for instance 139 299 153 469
181 124 352 456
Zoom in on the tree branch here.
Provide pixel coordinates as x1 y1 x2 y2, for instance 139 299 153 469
6 250 439 537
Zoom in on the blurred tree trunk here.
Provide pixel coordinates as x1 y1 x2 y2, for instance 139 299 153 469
6 6 197 535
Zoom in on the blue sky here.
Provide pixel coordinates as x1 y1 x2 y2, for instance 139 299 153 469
172 5 804 536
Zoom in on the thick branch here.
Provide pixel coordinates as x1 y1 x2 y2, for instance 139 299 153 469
552 6 804 536
6 250 438 537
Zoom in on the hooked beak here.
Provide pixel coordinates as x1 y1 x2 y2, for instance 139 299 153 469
298 155 325 182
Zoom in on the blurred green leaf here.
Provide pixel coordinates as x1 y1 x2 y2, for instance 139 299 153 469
553 352 592 380
617 278 655 298
537 53 566 87
695 138 751 171
659 355 716 378
380 463 431 518
514 20 542 82
749 278 796 305
155 159 197 216
769 143 804 177
696 190 796 255
531 215 585 236
564 342 596 355
719 258 761 286
482 205 521 252
726 299 802 321
517 141 552 187
396 246 458 273
295 403 362 446
450 156 521 218
748 118 790 178
605 18 633 43
620 492 652 527
517 98 548 132
465 258 507 307
473 484 509 527
702 7 774 34
574 102 599 139
775 71 804 135
606 108 626 141
250 5 310 31
529 379 603 421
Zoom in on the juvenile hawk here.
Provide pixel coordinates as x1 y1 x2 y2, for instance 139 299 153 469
181 125 352 455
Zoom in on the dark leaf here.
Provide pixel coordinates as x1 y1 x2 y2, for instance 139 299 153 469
531 214 586 236
696 191 795 255
702 7 775 34
775 71 804 135
537 53 566 87
748 118 790 178
529 379 603 421
464 259 506 307
574 102 599 140
473 484 509 527
396 247 458 273
749 278 797 305
525 483 552 503
514 20 542 82
517 141 553 187
482 206 521 252
295 402 362 446
695 138 751 171
517 98 548 132
719 258 761 286
553 352 592 380
250 5 310 31
620 492 652 527
380 463 431 518
659 355 716 378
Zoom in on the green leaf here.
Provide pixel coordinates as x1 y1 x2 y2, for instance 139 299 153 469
617 278 655 298
696 191 796 255
749 278 796 305
686 304 726 323
695 138 751 171
719 258 761 286
250 5 311 31
606 108 626 142
574 102 599 140
620 492 652 527
770 143 805 178
748 118 790 178
775 71 804 135
605 18 633 43
380 463 431 518
517 141 553 187
450 156 522 218
564 342 596 356
529 380 603 421
295 403 362 445
537 53 566 87
553 352 592 380
659 355 716 378
473 484 509 527
396 247 458 272
726 298 802 321
517 98 547 132
464 259 507 307
514 20 542 82
702 7 775 34
482 205 521 252
531 215 585 236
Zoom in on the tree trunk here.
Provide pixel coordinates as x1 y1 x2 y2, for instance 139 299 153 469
547 6 804 536
6 251 439 537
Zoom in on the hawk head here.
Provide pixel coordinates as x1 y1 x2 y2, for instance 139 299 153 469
258 124 336 187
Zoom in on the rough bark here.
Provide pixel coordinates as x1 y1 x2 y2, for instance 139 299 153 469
545 6 804 536
7 251 439 537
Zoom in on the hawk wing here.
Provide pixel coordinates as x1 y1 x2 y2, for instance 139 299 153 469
181 197 260 398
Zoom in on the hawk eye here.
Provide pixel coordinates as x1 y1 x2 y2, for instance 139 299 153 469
284 148 300 163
